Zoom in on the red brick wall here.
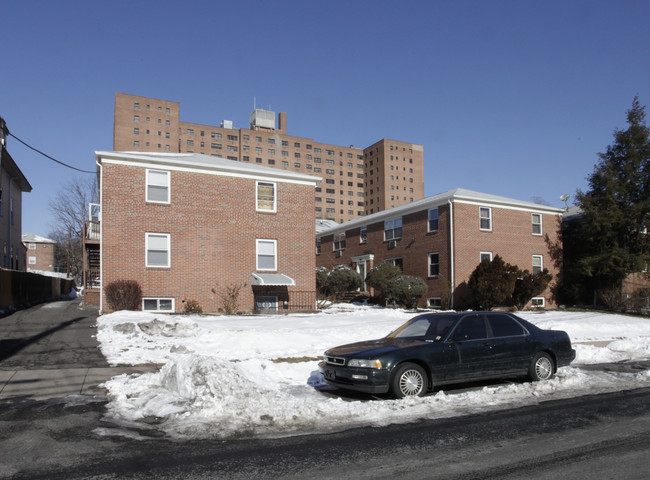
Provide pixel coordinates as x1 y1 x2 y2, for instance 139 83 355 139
25 242 55 272
101 162 316 313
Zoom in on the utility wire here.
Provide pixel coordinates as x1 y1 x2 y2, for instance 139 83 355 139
8 132 96 174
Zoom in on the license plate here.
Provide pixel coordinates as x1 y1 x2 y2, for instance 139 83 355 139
324 369 336 380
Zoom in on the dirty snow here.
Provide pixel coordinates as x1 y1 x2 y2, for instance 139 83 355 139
95 305 650 440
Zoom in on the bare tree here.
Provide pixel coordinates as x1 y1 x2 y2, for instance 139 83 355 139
47 176 98 279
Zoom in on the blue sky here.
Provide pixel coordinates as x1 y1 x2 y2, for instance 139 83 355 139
2 0 649 236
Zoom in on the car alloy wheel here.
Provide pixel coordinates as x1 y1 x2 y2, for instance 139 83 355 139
529 352 555 381
391 363 428 398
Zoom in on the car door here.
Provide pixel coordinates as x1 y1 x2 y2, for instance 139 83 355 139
446 313 495 380
485 313 536 375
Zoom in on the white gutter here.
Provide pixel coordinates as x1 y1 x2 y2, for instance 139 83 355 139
448 199 455 308
96 158 103 313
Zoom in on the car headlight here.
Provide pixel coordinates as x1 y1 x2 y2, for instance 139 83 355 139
347 359 383 369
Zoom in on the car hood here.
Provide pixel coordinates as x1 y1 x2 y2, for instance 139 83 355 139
325 338 427 358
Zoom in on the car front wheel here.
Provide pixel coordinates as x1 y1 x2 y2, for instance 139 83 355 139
529 352 555 381
390 362 428 398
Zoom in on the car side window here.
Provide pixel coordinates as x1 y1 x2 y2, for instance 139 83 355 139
452 315 487 341
488 314 527 337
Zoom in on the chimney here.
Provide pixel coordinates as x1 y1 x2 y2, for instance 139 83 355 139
278 112 287 135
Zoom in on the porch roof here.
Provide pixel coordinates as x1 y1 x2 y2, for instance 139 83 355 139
250 273 296 286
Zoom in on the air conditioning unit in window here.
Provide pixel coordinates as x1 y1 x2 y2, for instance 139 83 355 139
388 240 396 249
335 250 342 258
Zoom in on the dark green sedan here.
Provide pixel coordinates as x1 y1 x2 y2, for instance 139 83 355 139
318 312 576 398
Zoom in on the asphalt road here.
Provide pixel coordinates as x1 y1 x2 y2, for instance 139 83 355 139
1 386 649 479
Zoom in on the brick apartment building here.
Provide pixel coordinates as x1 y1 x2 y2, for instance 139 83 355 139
316 188 563 309
22 233 56 272
113 93 425 224
90 151 320 314
1 117 32 271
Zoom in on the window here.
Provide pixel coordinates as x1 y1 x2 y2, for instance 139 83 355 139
532 255 543 274
360 226 367 243
428 298 442 309
488 314 527 336
227 135 238 141
227 145 238 152
187 139 194 146
146 233 170 268
532 213 542 235
29 243 36 250
28 256 36 265
146 169 170 203
480 252 493 262
256 239 277 270
453 315 487 341
388 257 403 271
142 298 174 312
316 238 321 255
531 297 545 308
256 181 276 212
211 143 222 150
187 129 194 135
134 128 139 134
384 217 402 240
480 207 492 230
134 102 140 110
333 233 346 251
429 253 439 277
428 208 439 232
211 132 222 139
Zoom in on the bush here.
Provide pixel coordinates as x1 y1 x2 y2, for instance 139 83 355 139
183 299 203 314
385 275 427 309
512 269 553 310
326 266 363 301
105 280 142 311
467 255 518 309
212 283 246 315
365 262 402 304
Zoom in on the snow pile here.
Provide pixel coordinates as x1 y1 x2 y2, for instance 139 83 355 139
96 306 650 440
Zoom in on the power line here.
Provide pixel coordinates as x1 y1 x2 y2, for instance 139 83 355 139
7 132 95 174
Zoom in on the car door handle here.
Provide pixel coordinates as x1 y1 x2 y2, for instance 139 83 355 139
482 342 495 349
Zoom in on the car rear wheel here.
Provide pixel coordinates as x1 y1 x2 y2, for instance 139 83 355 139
529 352 555 381
390 362 428 398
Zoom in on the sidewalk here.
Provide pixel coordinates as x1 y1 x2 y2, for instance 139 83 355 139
0 297 158 403
0 365 157 402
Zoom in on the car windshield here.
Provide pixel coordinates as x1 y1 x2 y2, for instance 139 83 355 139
387 315 457 341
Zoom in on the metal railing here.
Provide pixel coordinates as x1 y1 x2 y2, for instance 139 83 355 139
84 220 100 240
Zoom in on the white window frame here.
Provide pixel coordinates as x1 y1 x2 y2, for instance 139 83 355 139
428 252 440 277
28 256 36 265
142 298 175 312
532 255 543 274
333 233 346 251
480 207 492 231
256 296 279 311
146 169 170 204
359 226 367 243
480 252 493 262
384 217 403 241
256 239 277 271
531 297 545 308
532 213 542 235
256 181 277 212
146 233 171 268
428 208 439 232
427 297 442 309
29 243 36 250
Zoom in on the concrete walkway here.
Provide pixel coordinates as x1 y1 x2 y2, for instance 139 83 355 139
0 298 156 402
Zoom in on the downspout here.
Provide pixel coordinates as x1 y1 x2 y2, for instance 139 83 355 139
447 199 454 308
96 157 103 313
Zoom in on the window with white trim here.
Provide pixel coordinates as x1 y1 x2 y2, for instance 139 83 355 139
359 226 367 243
384 217 402 240
532 213 542 235
142 298 174 312
480 207 492 230
531 297 545 308
480 252 493 263
429 252 439 277
428 208 439 232
316 237 321 255
146 169 170 203
256 181 276 212
29 243 36 250
256 296 278 311
428 297 442 309
388 257 403 271
256 239 277 270
28 256 36 265
532 255 543 274
146 233 170 267
333 233 346 251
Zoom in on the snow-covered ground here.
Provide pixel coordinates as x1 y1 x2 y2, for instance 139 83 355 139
95 305 650 440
